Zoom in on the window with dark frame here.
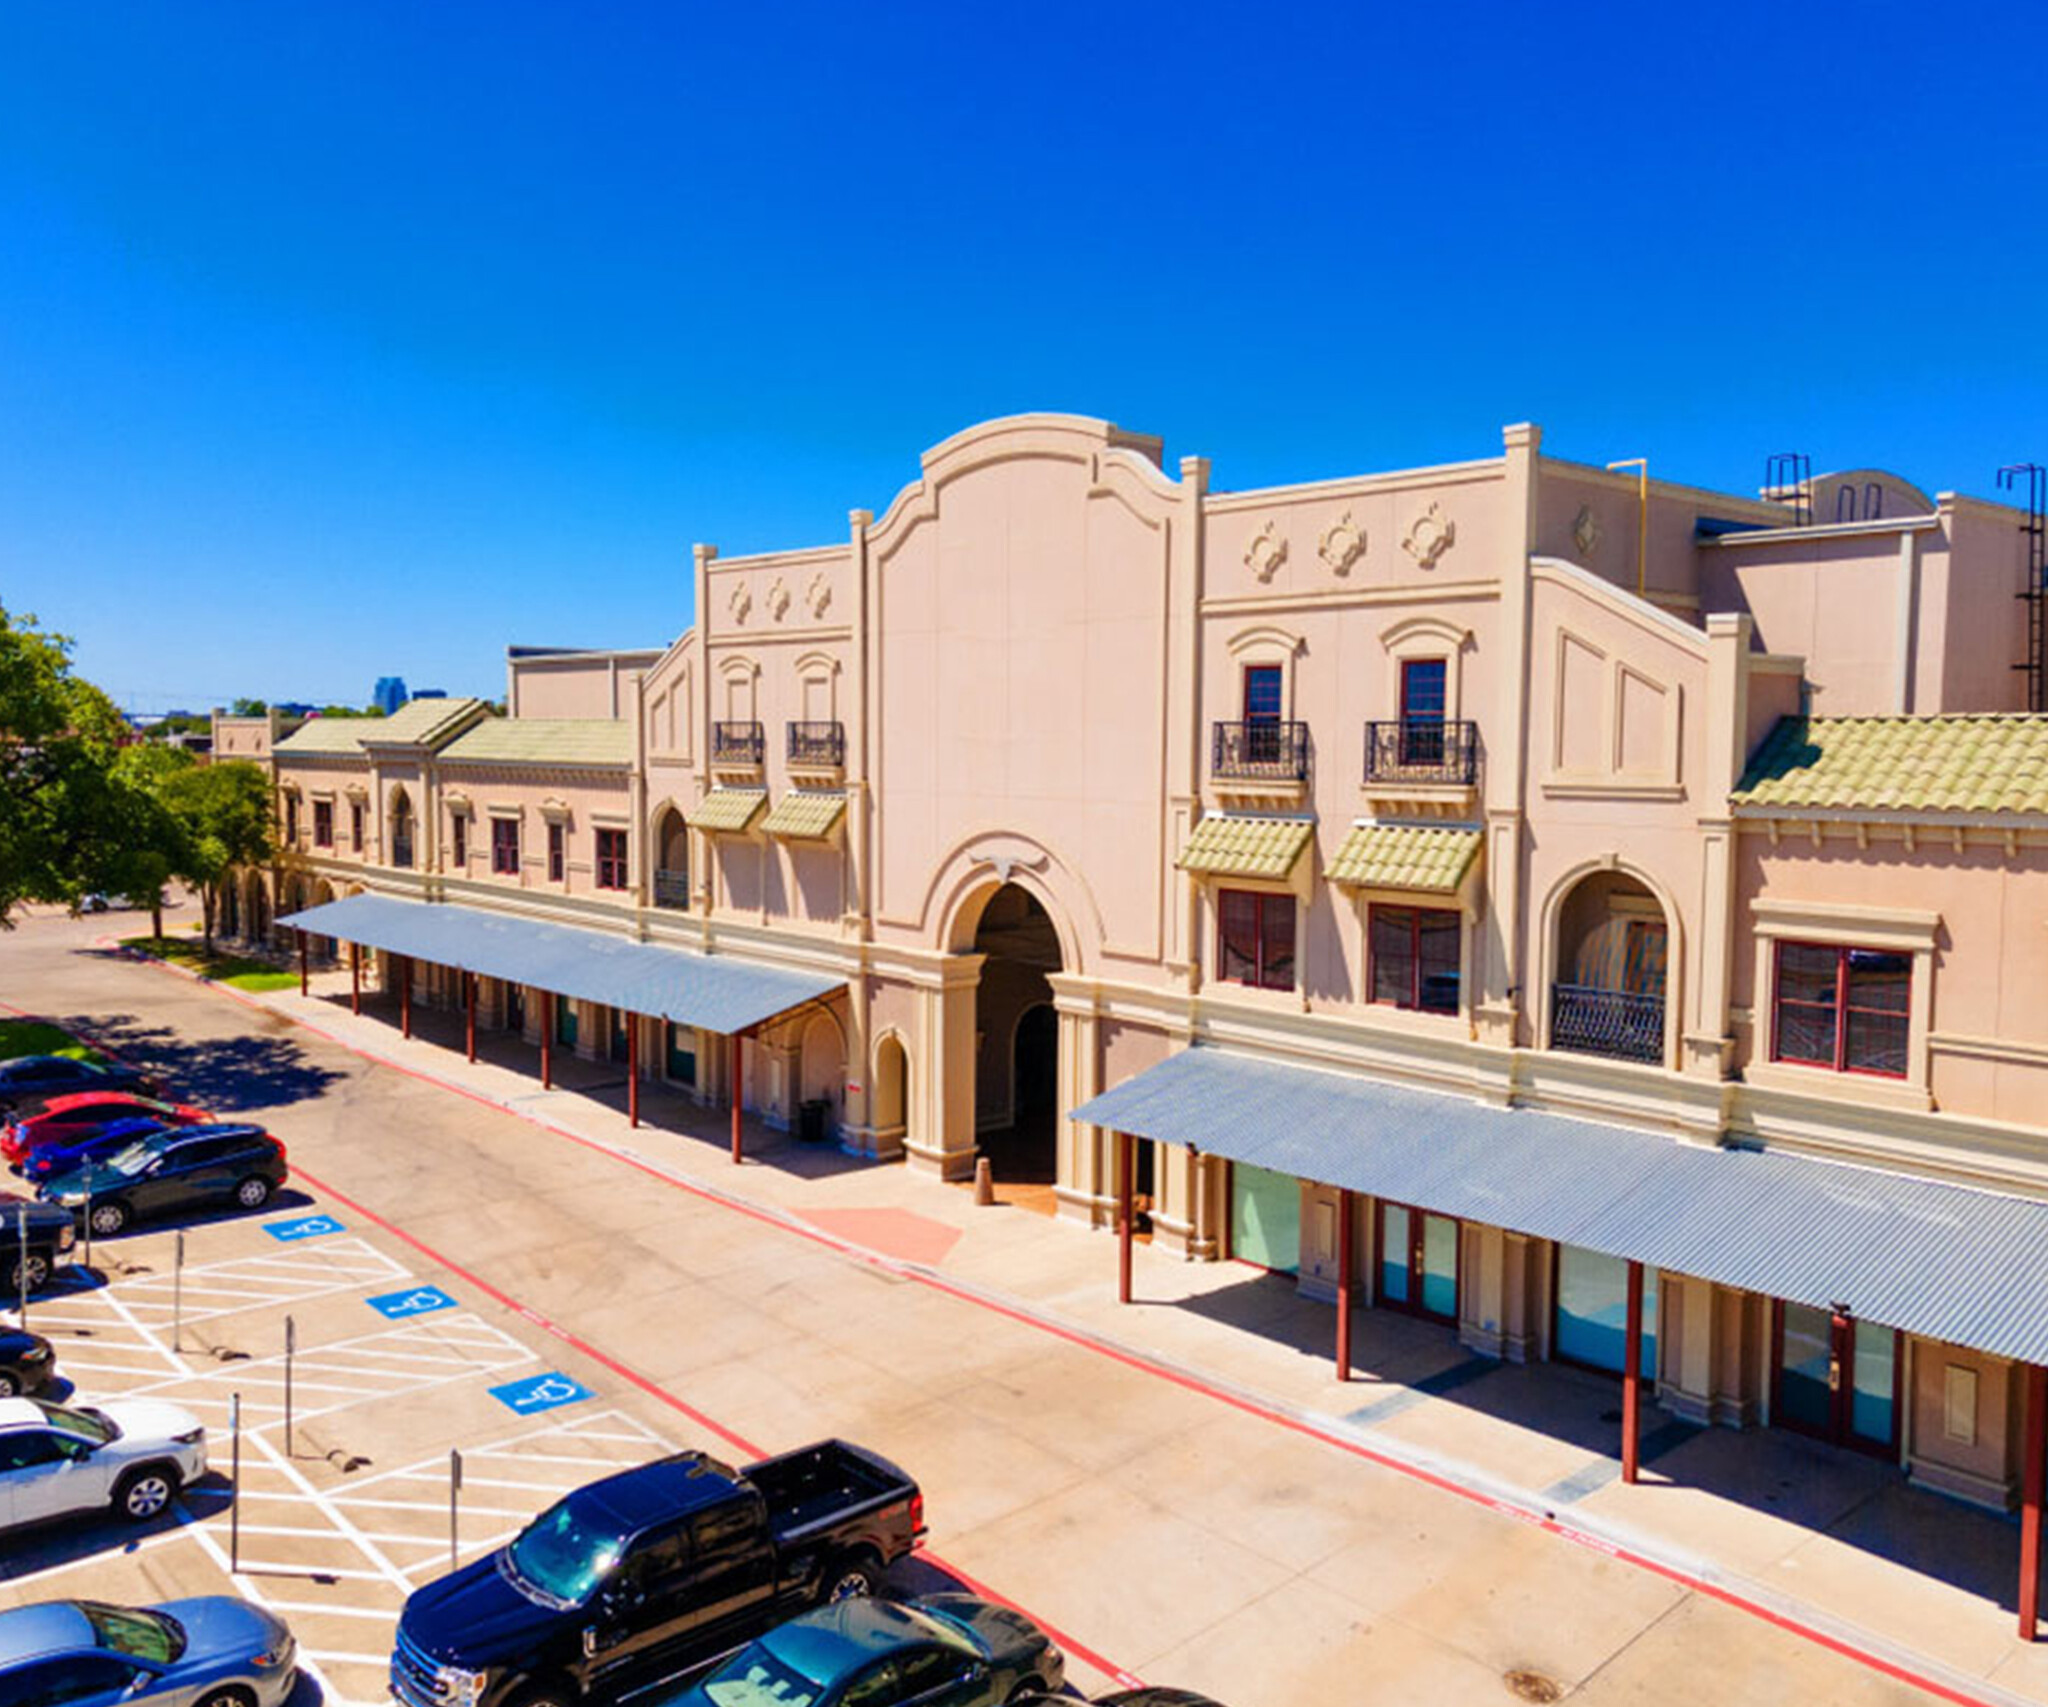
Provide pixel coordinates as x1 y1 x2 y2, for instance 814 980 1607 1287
312 800 333 848
491 817 520 875
1398 658 1448 766
547 821 565 882
350 802 363 852
284 794 299 843
1772 940 1910 1078
1242 665 1284 768
1217 888 1296 991
1368 904 1461 1013
450 813 468 867
596 827 628 890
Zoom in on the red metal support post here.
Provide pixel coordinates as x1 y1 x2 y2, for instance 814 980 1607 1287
540 992 554 1090
2022 1362 2047 1640
1117 1130 1135 1305
1336 1187 1355 1382
464 973 477 1063
297 930 308 997
350 943 361 1015
399 959 412 1039
627 1018 640 1128
1622 1258 1645 1485
730 1031 745 1164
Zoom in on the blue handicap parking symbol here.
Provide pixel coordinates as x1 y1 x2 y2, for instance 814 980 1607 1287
489 1372 594 1415
265 1215 345 1242
366 1285 457 1319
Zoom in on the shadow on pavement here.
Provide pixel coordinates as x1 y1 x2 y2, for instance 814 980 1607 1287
37 996 346 1114
0 1474 231 1584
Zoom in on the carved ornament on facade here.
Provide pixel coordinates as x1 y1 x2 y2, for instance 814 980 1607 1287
805 571 832 619
1401 502 1457 569
1317 509 1367 576
727 580 752 625
1244 519 1288 583
1572 504 1603 561
767 577 792 622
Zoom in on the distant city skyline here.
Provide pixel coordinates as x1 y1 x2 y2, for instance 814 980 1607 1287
7 2 2046 708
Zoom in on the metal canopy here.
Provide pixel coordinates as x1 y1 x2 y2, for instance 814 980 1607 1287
1073 1047 2048 1367
278 892 841 1036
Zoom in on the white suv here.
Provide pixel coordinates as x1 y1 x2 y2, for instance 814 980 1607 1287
0 1396 207 1528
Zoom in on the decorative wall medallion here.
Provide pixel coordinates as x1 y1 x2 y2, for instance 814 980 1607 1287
805 571 832 619
767 576 792 622
1244 519 1288 583
1572 504 1602 561
1318 509 1367 576
1402 502 1457 569
727 580 752 625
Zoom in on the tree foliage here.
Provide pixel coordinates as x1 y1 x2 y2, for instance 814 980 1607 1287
167 761 275 950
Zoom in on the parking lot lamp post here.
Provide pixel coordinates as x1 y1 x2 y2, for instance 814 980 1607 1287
541 993 554 1089
627 1018 640 1128
2022 1362 2046 1640
297 929 308 997
1336 1188 1354 1382
465 973 477 1062
1117 1130 1134 1306
1622 1259 1645 1484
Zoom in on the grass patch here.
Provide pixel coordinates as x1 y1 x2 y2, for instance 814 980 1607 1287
0 1019 98 1063
121 935 303 993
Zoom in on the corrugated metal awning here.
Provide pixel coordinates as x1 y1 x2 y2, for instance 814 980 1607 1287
278 892 840 1035
1073 1047 2048 1366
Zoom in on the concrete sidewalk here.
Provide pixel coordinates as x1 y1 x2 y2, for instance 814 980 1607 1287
226 965 2048 1707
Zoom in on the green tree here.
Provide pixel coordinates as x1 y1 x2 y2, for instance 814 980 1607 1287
229 696 268 717
0 607 129 925
109 743 198 940
165 760 275 952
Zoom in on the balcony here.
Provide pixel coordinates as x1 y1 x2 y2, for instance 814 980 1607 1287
1364 719 1477 786
711 721 765 767
1212 720 1309 784
1551 983 1665 1066
787 720 845 769
653 867 691 910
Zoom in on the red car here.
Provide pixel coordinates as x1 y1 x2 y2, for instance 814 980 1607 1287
1 1093 212 1166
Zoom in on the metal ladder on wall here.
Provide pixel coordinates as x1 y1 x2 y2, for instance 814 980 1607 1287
2003 463 2048 712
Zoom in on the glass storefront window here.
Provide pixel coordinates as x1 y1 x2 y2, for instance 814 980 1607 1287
1230 1163 1299 1275
1851 1319 1898 1446
1380 1205 1410 1304
1555 1246 1657 1376
1421 1214 1458 1319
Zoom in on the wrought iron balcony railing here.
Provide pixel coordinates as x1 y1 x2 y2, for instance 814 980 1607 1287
1212 720 1309 782
1551 983 1664 1066
653 867 691 910
711 721 765 765
1364 719 1479 786
787 720 846 767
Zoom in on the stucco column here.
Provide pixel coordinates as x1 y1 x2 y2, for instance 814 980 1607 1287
1685 612 1753 1092
904 954 984 1181
1049 986 1107 1228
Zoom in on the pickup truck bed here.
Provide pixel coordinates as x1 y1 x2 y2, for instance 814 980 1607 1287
754 1438 921 1547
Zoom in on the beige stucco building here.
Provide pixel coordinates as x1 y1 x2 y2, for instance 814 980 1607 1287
229 414 2048 1541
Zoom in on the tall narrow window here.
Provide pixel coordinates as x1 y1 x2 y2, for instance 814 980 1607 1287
1772 942 1909 1078
1399 658 1448 766
312 800 333 848
1242 665 1283 767
596 828 629 891
350 802 364 852
450 813 468 868
1368 904 1461 1013
491 817 520 875
1217 889 1295 991
547 821 565 882
284 795 300 844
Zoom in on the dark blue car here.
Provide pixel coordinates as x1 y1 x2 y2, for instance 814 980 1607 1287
21 1118 171 1186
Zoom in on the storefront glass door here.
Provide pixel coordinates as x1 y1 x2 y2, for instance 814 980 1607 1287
666 1023 696 1085
555 998 578 1048
1378 1202 1458 1323
1774 1301 1898 1455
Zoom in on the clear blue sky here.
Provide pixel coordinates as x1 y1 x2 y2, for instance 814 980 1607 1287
3 2 2044 711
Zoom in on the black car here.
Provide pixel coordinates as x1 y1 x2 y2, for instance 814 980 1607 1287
0 1329 55 1398
0 1191 79 1292
0 1056 156 1119
38 1124 287 1236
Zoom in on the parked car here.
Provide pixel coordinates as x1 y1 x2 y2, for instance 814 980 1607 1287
39 1124 287 1236
20 1117 173 1186
392 1440 925 1707
0 1057 157 1120
0 1395 207 1527
0 1331 56 1400
648 1594 1064 1707
0 1190 78 1292
4 1094 211 1165
0 1596 295 1707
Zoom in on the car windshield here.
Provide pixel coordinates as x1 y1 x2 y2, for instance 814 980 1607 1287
700 1647 825 1707
504 1495 631 1606
83 1602 186 1663
37 1400 115 1443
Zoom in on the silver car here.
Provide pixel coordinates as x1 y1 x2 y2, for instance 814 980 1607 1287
0 1597 297 1707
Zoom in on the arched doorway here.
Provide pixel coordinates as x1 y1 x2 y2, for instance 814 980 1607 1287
1549 869 1671 1067
653 807 689 910
389 787 416 869
873 1034 908 1151
971 883 1062 1188
798 1011 845 1143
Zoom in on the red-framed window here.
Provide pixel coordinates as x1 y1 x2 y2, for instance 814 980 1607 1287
1771 941 1910 1078
1368 904 1460 1013
547 822 565 882
596 828 629 891
350 802 364 852
1242 665 1283 724
491 817 520 876
450 813 468 868
1217 889 1295 991
284 795 300 843
312 800 333 848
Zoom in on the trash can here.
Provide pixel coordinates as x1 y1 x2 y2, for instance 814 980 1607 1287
798 1098 831 1143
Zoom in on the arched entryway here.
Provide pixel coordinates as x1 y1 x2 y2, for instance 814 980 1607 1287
1548 867 1673 1067
873 1034 908 1151
798 1011 845 1143
971 883 1063 1188
653 806 689 911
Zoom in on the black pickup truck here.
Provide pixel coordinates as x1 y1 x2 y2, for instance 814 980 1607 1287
391 1439 925 1707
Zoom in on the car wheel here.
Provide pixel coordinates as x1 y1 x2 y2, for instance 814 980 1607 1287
89 1199 131 1237
234 1175 274 1210
6 1251 48 1292
196 1689 255 1707
114 1464 180 1521
0 1367 19 1398
509 1683 574 1707
821 1554 880 1603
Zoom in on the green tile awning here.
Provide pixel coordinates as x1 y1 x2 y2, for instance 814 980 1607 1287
1734 714 2048 816
1327 824 1482 893
1176 815 1315 881
762 791 847 839
691 787 768 834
